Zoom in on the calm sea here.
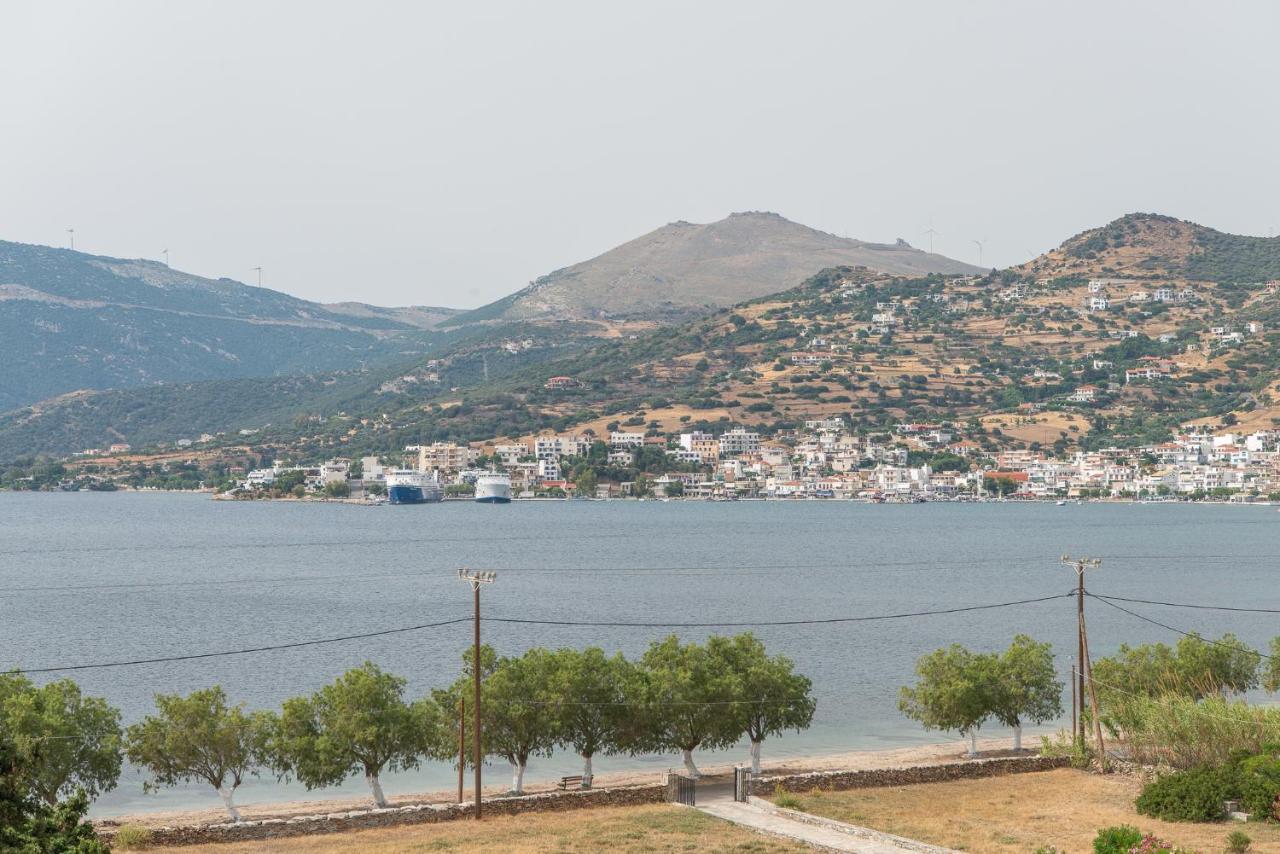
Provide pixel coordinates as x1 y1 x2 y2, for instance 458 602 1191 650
1 493 1276 816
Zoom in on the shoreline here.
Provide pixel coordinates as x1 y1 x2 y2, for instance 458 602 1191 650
98 735 1037 829
7 488 1275 508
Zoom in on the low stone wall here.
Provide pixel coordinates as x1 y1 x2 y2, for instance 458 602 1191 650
101 783 667 847
754 754 1070 795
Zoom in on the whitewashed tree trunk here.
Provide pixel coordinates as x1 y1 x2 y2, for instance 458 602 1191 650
682 748 701 778
511 761 526 794
582 753 593 786
217 786 242 822
366 772 387 808
750 739 763 775
966 730 978 758
1013 724 1023 752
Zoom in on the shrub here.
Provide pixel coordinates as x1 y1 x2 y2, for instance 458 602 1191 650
1092 824 1143 854
1238 752 1280 820
773 792 802 810
1129 833 1190 854
1226 830 1252 853
113 824 153 849
1136 765 1235 822
1040 730 1092 769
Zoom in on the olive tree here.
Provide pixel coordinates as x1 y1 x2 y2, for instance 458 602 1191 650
989 635 1062 751
273 662 439 808
0 674 122 806
708 633 815 773
481 650 562 794
1093 633 1261 703
1265 637 1280 694
899 645 995 758
631 635 741 778
126 686 273 822
547 647 632 785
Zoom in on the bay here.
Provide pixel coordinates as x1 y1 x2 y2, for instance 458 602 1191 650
1 492 1276 816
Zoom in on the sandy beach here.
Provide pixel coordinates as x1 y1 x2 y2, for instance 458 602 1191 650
99 735 1031 829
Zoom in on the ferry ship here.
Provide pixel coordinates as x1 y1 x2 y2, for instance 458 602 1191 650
385 470 443 505
474 472 512 504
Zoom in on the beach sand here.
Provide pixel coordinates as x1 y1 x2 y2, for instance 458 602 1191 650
100 734 1030 829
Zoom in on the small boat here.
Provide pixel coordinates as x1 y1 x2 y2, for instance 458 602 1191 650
1056 500 1067 506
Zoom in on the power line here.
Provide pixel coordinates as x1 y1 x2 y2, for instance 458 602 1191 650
1086 594 1276 661
1091 592 1280 615
0 561 1076 597
12 617 471 675
6 593 1073 674
485 593 1074 628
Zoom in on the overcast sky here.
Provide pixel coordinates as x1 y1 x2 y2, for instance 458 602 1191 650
3 1 1278 308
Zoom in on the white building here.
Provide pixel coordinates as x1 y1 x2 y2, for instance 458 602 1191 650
718 428 761 457
610 431 646 448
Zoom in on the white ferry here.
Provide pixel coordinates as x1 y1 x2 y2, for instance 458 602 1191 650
475 473 512 504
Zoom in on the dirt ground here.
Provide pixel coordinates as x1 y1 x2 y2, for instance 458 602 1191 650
766 767 1280 853
145 804 806 853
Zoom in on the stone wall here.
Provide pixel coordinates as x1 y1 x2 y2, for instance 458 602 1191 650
101 783 667 847
753 755 1070 795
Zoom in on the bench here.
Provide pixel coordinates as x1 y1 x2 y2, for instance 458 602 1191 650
557 774 589 790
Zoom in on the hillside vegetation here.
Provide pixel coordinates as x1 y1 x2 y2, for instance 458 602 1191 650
6 213 1280 464
0 241 445 409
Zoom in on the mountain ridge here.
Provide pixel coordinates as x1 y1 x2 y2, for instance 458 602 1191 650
447 211 983 325
0 240 454 410
8 211 1280 464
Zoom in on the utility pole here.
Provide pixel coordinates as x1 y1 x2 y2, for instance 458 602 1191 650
458 569 496 818
1062 555 1104 765
457 698 465 804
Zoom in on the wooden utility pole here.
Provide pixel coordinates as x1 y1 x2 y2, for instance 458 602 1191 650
1062 556 1102 757
458 569 496 819
1064 660 1075 742
457 698 465 804
1080 606 1108 772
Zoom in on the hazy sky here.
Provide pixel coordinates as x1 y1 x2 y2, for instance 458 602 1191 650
3 1 1278 308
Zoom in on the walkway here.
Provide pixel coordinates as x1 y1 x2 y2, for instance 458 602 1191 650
696 783 952 853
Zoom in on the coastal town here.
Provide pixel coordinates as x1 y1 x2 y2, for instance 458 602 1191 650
221 418 1280 502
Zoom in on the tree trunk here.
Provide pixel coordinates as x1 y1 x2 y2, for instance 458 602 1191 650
1013 724 1023 752
511 761 526 794
967 730 978 758
217 786 242 822
366 771 388 808
582 753 593 787
750 739 763 775
682 748 701 778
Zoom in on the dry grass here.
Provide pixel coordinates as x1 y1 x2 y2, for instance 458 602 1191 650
153 804 803 853
765 768 1280 853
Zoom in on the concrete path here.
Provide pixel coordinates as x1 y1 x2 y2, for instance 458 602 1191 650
696 789 953 853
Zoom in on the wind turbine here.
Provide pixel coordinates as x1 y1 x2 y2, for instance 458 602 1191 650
66 228 75 250
162 249 169 267
252 266 262 287
922 224 939 254
972 239 985 267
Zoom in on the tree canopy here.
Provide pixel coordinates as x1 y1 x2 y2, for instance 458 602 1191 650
272 662 440 808
0 673 122 806
125 686 273 822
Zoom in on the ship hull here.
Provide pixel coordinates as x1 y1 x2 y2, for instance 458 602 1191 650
388 485 427 504
474 494 512 504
